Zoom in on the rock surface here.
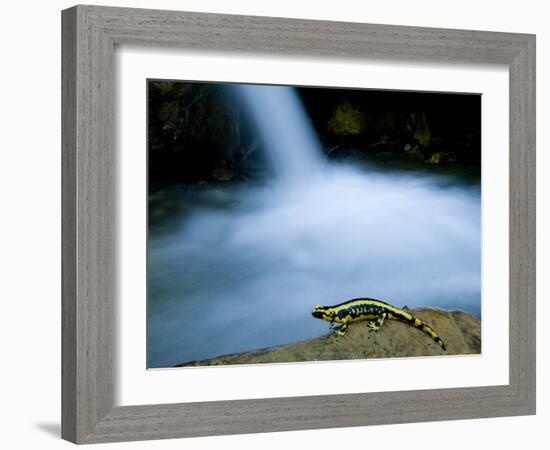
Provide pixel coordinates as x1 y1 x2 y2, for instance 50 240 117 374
177 308 481 367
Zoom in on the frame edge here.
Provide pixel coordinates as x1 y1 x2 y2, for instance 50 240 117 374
61 4 537 444
508 33 536 415
61 5 79 444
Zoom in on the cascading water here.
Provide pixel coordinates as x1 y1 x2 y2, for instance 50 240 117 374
147 85 481 368
233 85 324 181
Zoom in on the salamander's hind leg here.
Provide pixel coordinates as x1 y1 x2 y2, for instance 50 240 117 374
367 312 387 332
334 323 349 336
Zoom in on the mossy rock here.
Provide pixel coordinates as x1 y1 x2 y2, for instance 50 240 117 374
401 149 424 161
410 112 431 147
328 102 366 136
426 151 456 164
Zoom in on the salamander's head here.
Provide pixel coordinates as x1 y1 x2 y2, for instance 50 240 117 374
311 304 336 322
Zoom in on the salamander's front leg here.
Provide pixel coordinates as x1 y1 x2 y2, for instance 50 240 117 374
367 312 387 332
334 323 349 336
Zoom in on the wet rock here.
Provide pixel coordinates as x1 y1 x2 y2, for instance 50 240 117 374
366 140 403 154
371 151 395 162
211 166 238 181
426 151 456 164
401 149 424 161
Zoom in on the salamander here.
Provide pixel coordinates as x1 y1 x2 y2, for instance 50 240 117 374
311 298 446 351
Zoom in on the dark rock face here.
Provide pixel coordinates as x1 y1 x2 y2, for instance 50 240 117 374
323 106 476 168
177 308 481 367
300 87 480 169
148 81 481 186
148 81 265 185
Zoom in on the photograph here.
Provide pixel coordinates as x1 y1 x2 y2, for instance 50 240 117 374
1 0 541 447
146 80 482 369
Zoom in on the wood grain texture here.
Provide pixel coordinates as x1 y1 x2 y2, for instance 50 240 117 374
61 4 536 444
508 37 536 408
61 7 77 443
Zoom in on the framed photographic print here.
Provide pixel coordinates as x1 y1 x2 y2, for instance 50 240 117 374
62 5 536 444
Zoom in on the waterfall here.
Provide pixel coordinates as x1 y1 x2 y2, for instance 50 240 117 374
233 84 324 181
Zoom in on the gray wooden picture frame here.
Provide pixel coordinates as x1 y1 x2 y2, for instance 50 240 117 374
61 4 536 444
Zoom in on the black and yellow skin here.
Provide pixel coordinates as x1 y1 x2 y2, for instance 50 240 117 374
311 298 446 351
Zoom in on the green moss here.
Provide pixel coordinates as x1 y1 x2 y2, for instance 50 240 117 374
328 102 366 136
411 112 431 146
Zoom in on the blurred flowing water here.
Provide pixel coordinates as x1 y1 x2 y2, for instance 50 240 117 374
235 85 324 180
147 85 481 368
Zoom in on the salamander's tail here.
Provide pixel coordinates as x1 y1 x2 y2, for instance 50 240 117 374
392 308 446 351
